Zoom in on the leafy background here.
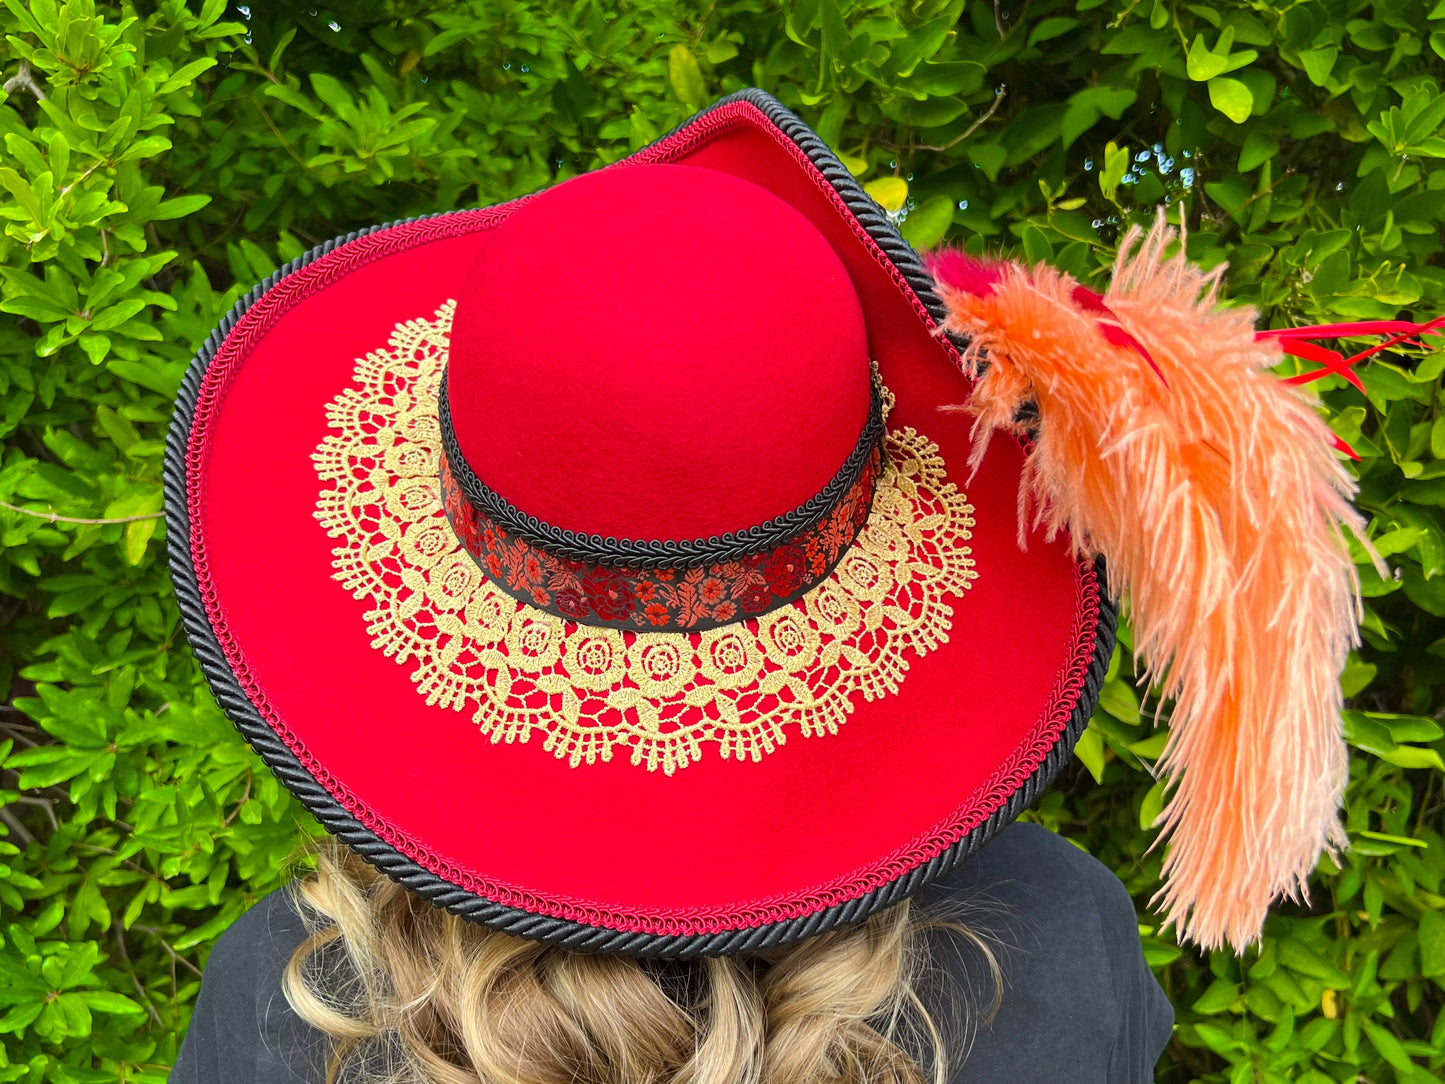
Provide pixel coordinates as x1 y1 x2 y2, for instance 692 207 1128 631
1 0 1444 1080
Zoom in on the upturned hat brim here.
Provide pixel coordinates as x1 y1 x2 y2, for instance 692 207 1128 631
165 89 1113 956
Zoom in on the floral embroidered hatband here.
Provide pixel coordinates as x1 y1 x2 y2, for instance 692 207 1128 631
439 444 883 632
313 301 980 774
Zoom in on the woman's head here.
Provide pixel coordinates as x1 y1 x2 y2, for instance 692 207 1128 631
284 838 998 1084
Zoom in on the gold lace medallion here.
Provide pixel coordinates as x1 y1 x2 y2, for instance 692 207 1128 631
313 302 979 774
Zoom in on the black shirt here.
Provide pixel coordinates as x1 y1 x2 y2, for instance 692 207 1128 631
170 823 1173 1083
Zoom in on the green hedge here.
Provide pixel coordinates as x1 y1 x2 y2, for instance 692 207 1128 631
2 1 1443 1080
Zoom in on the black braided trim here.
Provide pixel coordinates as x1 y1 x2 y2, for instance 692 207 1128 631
437 368 886 569
164 87 1116 958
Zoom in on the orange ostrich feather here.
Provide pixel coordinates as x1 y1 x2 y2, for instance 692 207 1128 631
929 219 1370 951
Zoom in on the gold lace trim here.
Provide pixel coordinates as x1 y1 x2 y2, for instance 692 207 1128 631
313 302 978 774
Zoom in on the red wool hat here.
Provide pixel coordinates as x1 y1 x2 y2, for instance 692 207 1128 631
165 90 1115 955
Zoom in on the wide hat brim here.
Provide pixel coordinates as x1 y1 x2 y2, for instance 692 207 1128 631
165 89 1114 956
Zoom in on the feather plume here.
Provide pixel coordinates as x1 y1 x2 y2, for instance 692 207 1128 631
928 218 1371 951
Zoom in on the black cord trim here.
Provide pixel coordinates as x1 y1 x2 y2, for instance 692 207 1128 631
163 88 1115 958
437 368 886 569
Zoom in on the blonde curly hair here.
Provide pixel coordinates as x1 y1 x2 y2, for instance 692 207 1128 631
283 838 1000 1084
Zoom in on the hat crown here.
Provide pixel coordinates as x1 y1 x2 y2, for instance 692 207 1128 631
445 164 872 543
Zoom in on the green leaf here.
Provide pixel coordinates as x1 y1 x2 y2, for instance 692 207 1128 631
667 46 707 109
1138 780 1165 829
124 515 160 566
1021 223 1053 263
74 990 144 1015
1098 679 1140 724
107 358 184 397
1362 712 1443 742
0 167 41 222
262 82 315 114
53 993 91 1038
1299 46 1339 86
1192 978 1239 1013
119 136 173 161
95 405 138 452
818 0 847 63
1340 657 1378 696
47 585 111 619
1419 910 1445 977
268 25 297 69
1049 211 1100 245
785 0 819 44
1278 939 1349 986
1186 35 1230 81
1372 527 1425 558
1374 744 1445 770
0 958 44 1005
1356 830 1428 848
32 898 64 937
91 298 147 331
1074 725 1106 784
1365 1023 1415 1074
1061 86 1136 148
1127 731 1169 759
152 194 211 221
423 26 473 56
309 73 354 116
904 62 985 100
5 134 48 179
1 0 44 36
705 40 739 64
159 57 218 94
1001 103 1066 165
1100 141 1129 203
1238 129 1279 173
966 142 1006 182
1208 77 1254 123
864 176 908 213
1100 26 1166 56
1193 1022 1248 1056
899 196 953 249
1142 941 1182 967
0 1001 44 1035
1027 17 1080 46
1349 168 1391 227
170 900 247 951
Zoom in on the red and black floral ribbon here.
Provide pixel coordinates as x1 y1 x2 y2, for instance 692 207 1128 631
437 374 886 632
